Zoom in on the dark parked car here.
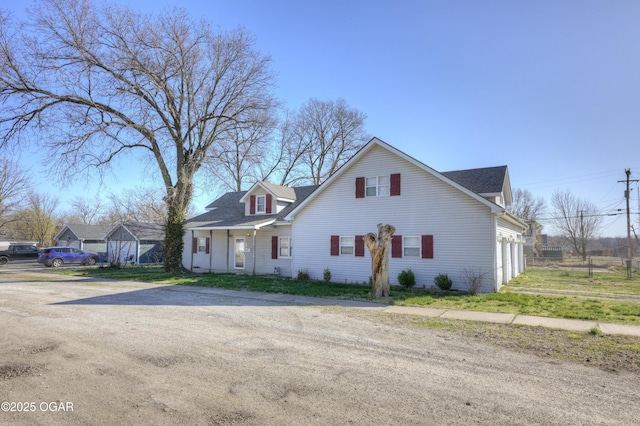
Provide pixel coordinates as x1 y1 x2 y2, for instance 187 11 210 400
0 244 40 264
38 247 99 267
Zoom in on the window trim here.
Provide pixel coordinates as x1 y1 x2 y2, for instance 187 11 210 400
403 236 421 257
279 237 291 258
340 236 355 255
365 175 390 197
197 237 207 254
256 195 266 214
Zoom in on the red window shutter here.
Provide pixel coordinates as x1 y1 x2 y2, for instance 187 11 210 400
422 235 433 259
355 235 365 257
330 235 339 256
271 236 278 259
192 237 197 253
250 195 256 214
355 177 365 198
266 194 272 214
391 235 402 258
205 238 210 254
390 173 401 196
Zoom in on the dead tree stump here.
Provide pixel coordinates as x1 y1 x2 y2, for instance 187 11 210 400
363 223 395 297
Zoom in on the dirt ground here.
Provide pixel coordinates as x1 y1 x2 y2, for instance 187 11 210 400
1 267 639 425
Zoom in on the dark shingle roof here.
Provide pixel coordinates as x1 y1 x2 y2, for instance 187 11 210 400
188 185 318 229
441 166 507 194
106 222 165 240
63 224 111 240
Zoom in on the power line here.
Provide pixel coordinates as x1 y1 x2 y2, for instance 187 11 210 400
535 211 637 222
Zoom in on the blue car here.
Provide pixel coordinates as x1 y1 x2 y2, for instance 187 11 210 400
38 247 99 267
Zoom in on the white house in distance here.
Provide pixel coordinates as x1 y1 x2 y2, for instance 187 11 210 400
183 137 527 292
105 222 165 265
54 224 110 259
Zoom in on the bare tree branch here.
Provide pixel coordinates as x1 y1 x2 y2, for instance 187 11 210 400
0 0 276 270
550 189 603 260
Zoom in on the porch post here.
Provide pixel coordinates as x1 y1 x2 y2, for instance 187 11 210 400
252 229 257 275
226 230 230 273
190 230 194 271
209 230 213 273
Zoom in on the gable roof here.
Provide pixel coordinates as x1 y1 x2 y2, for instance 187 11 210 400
105 222 164 240
54 224 111 241
441 166 508 195
187 185 317 230
285 137 508 220
236 181 298 205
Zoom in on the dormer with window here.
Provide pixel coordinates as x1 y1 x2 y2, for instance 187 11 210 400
240 181 298 216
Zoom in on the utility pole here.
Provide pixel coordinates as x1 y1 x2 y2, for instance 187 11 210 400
619 169 638 279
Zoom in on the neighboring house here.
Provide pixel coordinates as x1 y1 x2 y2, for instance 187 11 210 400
54 224 110 260
284 138 527 293
183 183 317 276
184 137 527 293
105 222 165 265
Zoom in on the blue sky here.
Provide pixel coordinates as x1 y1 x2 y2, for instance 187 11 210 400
11 0 640 237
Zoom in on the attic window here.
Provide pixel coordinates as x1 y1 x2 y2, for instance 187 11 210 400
256 195 266 213
366 176 389 197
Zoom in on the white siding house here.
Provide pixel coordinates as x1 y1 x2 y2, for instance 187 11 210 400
183 184 316 276
183 137 527 292
54 224 110 261
105 222 164 265
284 138 527 292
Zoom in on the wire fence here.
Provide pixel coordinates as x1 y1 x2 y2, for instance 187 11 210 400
528 255 640 271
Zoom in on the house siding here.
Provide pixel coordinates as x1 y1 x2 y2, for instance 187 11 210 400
291 144 497 292
185 226 293 276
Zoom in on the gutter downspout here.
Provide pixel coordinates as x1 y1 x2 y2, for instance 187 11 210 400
492 214 499 292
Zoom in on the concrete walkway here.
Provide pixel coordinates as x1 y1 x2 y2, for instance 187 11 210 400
382 306 640 337
174 286 640 337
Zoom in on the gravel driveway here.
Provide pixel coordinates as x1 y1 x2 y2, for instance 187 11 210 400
1 268 638 425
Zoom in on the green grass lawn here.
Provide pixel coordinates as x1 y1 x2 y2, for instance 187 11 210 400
68 265 640 325
505 265 640 295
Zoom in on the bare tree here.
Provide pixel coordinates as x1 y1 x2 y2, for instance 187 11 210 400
0 0 276 271
550 189 602 260
11 191 58 246
262 111 313 186
0 157 31 230
293 98 369 185
58 195 104 225
204 110 278 192
510 188 546 221
101 187 170 225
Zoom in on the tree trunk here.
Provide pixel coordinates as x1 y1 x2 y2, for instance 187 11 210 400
162 177 193 273
363 223 395 297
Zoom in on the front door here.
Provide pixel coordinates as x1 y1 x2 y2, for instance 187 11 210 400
234 238 245 269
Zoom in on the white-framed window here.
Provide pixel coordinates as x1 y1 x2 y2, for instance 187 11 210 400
403 236 421 257
340 236 354 255
279 237 291 258
197 237 207 253
256 195 266 213
365 176 390 197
